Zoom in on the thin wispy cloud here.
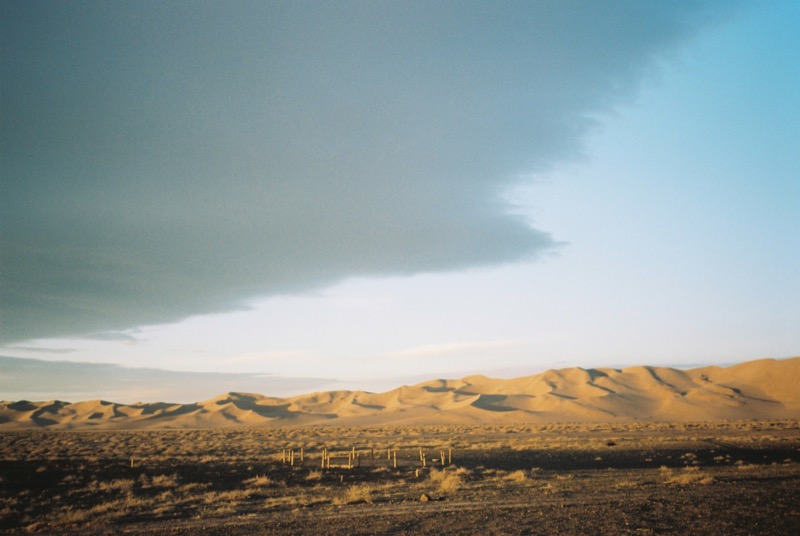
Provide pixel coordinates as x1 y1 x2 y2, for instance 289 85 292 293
376 339 535 361
3 346 76 355
0 355 339 403
224 351 317 366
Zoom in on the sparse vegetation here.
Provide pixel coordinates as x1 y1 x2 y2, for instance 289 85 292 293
427 468 464 494
243 474 272 487
305 470 323 481
334 483 374 505
0 421 797 534
503 469 529 482
662 466 715 485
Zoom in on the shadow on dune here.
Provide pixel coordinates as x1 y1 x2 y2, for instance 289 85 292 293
422 386 456 393
213 394 297 419
8 401 37 412
644 367 687 396
470 394 516 412
351 400 385 411
31 415 58 426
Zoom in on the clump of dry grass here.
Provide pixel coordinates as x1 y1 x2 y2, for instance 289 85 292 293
503 469 529 483
91 478 136 492
197 488 253 517
661 466 714 485
243 475 272 487
427 468 464 494
333 484 373 505
305 470 323 481
150 473 179 488
539 482 558 493
54 507 91 525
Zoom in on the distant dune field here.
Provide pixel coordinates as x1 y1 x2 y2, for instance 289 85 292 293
1 357 798 429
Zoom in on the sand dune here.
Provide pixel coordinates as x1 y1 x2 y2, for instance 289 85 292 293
1 357 797 429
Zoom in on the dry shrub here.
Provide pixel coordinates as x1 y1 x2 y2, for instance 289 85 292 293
503 470 529 483
87 499 128 518
94 479 135 492
428 468 463 494
203 489 251 505
663 466 714 485
177 482 209 493
243 475 272 487
540 482 557 494
211 503 236 516
334 484 373 505
305 470 323 481
150 473 179 488
47 500 133 529
54 507 90 526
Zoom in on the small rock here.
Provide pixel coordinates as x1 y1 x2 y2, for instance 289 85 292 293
419 493 431 502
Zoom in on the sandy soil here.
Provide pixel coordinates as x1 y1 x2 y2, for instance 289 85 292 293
1 420 798 534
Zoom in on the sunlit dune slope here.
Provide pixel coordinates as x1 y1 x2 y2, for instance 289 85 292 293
1 357 797 429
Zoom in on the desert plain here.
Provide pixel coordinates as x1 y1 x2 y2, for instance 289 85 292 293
1 358 798 534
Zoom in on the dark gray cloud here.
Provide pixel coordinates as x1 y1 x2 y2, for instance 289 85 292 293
0 355 339 403
1 1 730 343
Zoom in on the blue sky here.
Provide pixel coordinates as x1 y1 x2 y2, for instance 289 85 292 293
1 1 798 402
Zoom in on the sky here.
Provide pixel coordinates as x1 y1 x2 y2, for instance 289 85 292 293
1 1 798 403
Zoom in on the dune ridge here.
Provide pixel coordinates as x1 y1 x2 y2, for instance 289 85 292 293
2 357 798 429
